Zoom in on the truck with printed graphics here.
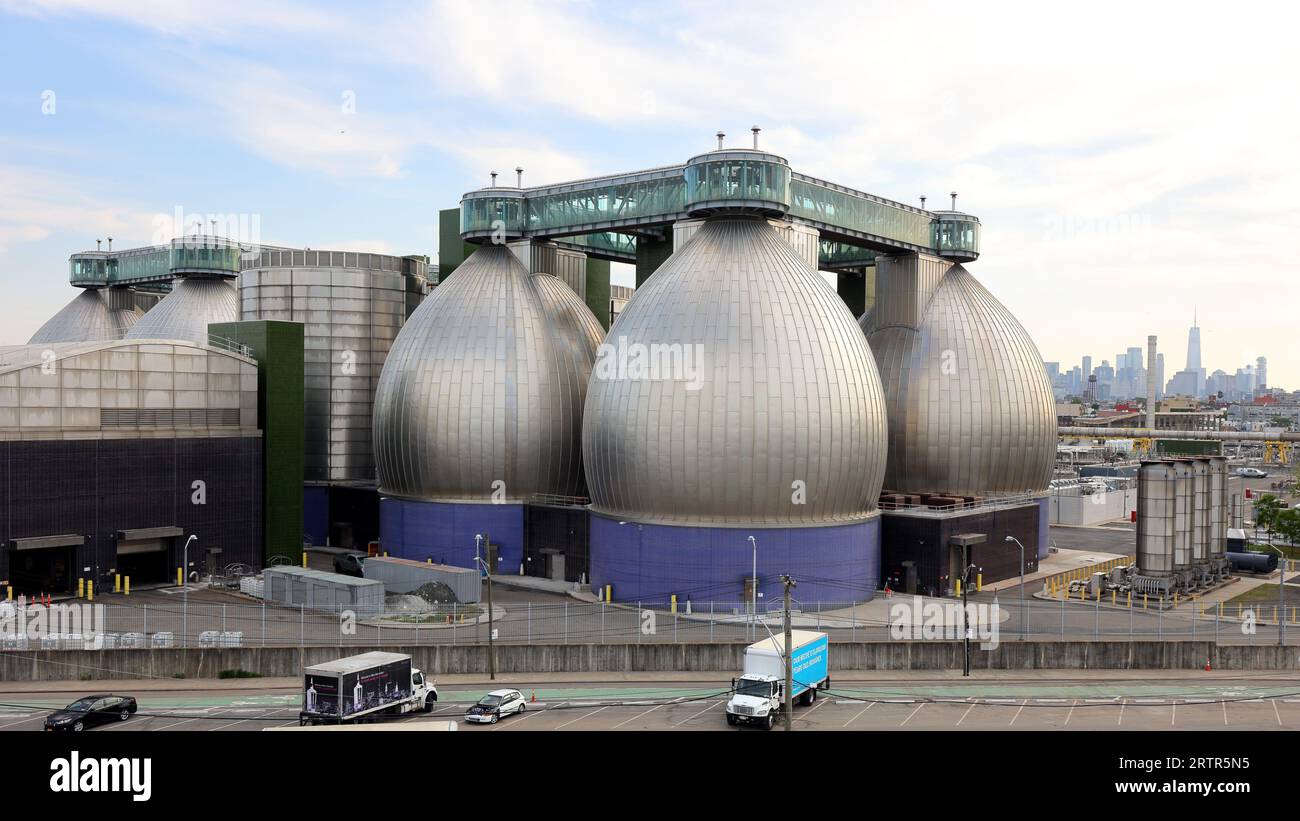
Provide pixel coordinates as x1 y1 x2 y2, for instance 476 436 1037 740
725 630 829 729
299 651 437 725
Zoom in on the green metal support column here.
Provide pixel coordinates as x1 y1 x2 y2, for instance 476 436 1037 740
584 257 612 330
635 234 673 288
439 208 479 279
209 320 304 566
837 270 867 319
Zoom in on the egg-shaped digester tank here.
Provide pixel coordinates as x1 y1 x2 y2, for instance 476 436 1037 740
583 217 889 604
29 289 145 344
124 278 238 345
373 245 603 571
859 261 1057 498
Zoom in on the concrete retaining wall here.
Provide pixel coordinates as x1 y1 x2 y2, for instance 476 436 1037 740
2 641 1298 681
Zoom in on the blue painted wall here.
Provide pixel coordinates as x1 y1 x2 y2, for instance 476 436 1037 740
589 514 880 606
303 486 329 547
380 498 525 573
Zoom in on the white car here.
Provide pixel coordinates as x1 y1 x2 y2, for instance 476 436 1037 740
464 689 527 724
1236 467 1268 478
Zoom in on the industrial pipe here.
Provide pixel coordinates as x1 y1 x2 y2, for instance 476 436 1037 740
1059 426 1300 442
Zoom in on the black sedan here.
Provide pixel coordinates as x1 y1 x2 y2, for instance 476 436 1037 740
45 695 138 731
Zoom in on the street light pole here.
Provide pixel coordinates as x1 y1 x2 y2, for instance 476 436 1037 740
182 534 196 648
1005 536 1026 640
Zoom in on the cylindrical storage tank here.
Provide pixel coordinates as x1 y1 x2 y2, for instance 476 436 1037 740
583 217 889 604
859 262 1056 497
1137 461 1176 576
1190 458 1210 564
1171 460 1193 572
1208 455 1228 559
240 248 428 484
373 245 602 572
125 277 238 345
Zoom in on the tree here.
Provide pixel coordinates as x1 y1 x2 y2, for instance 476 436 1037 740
1274 507 1300 549
1255 494 1284 541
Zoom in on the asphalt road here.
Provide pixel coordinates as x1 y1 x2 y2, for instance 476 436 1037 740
5 672 1299 732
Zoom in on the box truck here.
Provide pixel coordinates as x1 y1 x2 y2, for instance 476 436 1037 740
299 651 437 725
725 631 829 729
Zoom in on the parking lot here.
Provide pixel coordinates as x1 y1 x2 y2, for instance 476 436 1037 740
4 672 1298 732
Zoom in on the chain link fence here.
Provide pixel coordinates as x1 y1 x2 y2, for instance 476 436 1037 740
2 594 1298 649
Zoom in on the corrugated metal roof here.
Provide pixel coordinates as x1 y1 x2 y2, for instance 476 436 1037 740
263 565 382 588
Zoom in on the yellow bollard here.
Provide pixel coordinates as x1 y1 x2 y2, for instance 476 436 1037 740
177 567 183 587
302 552 307 568
976 573 982 593
124 576 130 596
86 581 93 602
671 594 678 614
77 578 85 598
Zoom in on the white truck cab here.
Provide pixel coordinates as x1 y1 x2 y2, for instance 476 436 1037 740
726 675 784 730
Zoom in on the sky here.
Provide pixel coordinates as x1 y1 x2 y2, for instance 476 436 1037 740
1 0 1297 387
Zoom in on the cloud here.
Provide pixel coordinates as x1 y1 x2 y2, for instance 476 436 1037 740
0 163 161 252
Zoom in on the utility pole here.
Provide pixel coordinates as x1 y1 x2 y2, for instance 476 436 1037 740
477 553 497 681
961 557 977 678
781 575 796 732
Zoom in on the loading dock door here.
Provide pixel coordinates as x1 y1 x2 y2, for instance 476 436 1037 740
116 537 173 584
7 534 83 595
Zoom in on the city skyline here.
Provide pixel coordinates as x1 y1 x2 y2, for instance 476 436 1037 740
1047 313 1276 401
1 1 1299 387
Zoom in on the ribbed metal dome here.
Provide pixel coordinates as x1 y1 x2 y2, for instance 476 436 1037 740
29 289 143 344
125 278 238 345
583 217 888 526
373 246 603 502
860 264 1055 496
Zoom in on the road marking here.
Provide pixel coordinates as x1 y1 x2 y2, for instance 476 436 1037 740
555 706 607 729
842 701 876 728
612 702 666 730
673 700 721 727
1272 700 1283 727
955 701 977 727
899 703 924 727
493 707 541 730
154 708 232 731
1009 700 1027 726
1064 700 1076 727
0 713 44 730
